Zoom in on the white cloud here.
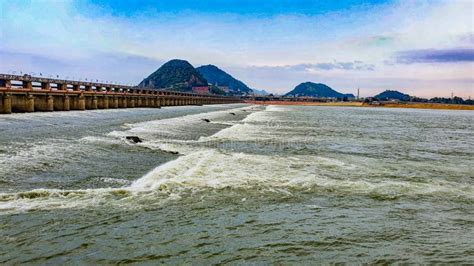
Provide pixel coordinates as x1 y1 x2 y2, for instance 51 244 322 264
0 0 472 97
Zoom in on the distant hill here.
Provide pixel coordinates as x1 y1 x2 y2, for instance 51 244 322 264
252 89 270 96
374 90 410 101
285 82 354 99
138 59 207 91
196 65 252 95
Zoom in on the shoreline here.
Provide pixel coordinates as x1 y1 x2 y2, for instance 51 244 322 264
245 100 474 111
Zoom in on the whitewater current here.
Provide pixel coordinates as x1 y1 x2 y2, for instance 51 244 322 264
0 104 473 264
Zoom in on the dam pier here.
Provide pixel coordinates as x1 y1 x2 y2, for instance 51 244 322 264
0 74 241 114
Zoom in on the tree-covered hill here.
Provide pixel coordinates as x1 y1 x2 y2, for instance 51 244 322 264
138 59 208 91
285 82 354 99
196 64 252 95
374 90 410 101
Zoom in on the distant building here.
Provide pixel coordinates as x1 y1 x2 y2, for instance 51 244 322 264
192 86 210 94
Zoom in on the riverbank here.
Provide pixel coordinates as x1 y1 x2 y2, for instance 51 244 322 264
245 100 474 110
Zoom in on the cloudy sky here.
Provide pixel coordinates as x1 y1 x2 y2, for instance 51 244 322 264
1 0 473 97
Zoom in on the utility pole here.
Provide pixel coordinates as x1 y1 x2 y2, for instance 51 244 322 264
357 88 360 100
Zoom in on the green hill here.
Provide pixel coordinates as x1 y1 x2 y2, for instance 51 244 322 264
285 82 354 99
374 90 410 101
138 59 207 91
196 65 252 95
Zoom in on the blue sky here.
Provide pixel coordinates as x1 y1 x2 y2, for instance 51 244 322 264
1 0 473 97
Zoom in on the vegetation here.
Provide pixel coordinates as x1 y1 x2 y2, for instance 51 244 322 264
196 65 253 95
285 82 355 99
209 85 226 95
374 90 410 101
412 96 473 105
138 59 208 91
370 90 473 105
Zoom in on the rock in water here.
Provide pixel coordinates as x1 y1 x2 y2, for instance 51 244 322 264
126 136 143 143
229 112 236 115
201 119 211 123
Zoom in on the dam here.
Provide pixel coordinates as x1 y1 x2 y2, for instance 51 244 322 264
0 74 241 114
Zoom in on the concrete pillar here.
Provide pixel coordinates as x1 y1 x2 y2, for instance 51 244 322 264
110 96 118 108
119 97 127 108
155 97 161 108
98 96 109 109
35 95 54 112
136 97 142 107
23 81 33 90
85 85 92 91
92 96 98 109
72 84 80 91
129 97 135 108
41 82 51 90
85 95 98 110
0 79 12 88
25 94 34 112
63 95 70 111
46 95 54 111
78 94 86 110
1 93 12 114
57 84 67 91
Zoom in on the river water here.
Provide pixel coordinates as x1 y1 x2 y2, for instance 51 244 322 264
0 104 473 264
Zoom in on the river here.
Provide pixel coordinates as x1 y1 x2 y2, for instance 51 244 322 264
0 104 473 263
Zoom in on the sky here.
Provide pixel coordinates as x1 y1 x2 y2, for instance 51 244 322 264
0 0 473 97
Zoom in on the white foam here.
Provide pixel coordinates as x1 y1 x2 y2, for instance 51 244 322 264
2 104 472 214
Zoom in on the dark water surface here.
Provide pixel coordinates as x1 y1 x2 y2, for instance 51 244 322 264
1 105 473 263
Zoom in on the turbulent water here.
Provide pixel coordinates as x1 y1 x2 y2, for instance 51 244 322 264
0 104 473 264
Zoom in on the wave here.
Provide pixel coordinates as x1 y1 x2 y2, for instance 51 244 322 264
2 147 471 213
1 104 472 214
